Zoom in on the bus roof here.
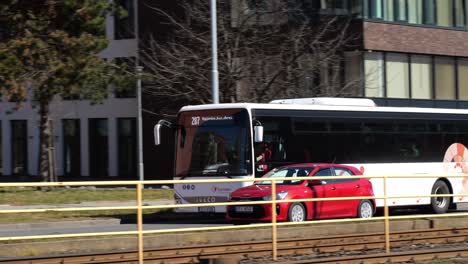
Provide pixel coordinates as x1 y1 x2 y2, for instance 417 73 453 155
179 98 468 115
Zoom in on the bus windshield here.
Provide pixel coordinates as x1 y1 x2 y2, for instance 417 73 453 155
175 109 252 177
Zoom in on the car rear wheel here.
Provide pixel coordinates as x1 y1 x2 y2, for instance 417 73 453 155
357 200 373 218
430 180 451 214
288 203 306 222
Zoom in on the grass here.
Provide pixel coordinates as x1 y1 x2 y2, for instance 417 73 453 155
0 187 174 224
0 187 173 205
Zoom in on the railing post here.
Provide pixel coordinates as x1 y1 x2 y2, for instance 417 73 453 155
383 175 390 254
272 179 277 260
137 182 144 264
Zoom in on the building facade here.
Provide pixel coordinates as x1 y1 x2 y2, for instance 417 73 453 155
356 0 468 108
2 0 468 181
0 0 139 180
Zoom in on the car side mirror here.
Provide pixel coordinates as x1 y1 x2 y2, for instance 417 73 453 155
308 179 322 186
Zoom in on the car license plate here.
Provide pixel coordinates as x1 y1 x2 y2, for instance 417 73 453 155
198 206 215 213
235 206 253 213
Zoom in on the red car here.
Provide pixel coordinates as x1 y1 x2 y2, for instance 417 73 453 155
226 164 375 222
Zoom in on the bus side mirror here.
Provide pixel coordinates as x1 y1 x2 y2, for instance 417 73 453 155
254 126 263 142
154 124 161 145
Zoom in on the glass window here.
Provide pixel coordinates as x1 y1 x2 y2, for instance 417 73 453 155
384 0 394 21
89 119 109 177
113 57 136 98
423 0 436 24
365 52 385 97
455 0 467 27
458 58 468 100
408 0 423 23
368 0 384 18
411 55 433 99
386 53 410 98
118 118 137 177
114 0 135 39
344 52 363 96
394 0 408 21
434 57 455 99
437 0 453 27
11 120 27 176
62 119 81 177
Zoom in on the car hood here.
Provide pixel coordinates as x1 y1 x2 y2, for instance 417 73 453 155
231 184 291 198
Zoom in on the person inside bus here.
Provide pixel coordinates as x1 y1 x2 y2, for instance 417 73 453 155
256 143 272 171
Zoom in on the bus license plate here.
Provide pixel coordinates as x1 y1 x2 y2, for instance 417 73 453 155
235 206 253 213
198 206 215 213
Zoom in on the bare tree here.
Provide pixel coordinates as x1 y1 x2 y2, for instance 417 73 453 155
140 0 362 117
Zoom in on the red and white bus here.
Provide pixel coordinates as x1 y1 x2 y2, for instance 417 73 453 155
155 98 468 214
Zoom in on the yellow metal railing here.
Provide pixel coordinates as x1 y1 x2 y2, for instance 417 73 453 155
1 174 468 263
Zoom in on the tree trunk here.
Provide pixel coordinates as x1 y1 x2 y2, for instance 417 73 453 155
39 101 52 182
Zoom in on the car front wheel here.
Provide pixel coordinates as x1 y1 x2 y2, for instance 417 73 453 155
357 200 373 218
288 203 306 222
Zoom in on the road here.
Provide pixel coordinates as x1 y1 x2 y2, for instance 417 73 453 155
1 202 468 239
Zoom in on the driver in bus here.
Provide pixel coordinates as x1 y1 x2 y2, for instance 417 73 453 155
256 143 272 171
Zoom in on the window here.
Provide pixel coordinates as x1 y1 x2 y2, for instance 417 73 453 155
313 168 333 184
437 0 453 27
334 167 357 183
11 120 27 176
394 0 408 21
365 52 385 97
365 0 384 18
62 119 81 177
435 57 456 99
422 0 436 24
408 0 423 23
384 0 394 21
458 58 468 100
386 53 409 98
114 57 136 98
411 55 433 99
118 118 136 177
114 0 135 39
89 119 108 177
455 0 467 27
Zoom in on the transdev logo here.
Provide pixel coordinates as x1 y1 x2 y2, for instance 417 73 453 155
211 186 231 193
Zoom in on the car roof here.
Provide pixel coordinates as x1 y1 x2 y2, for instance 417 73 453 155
277 163 359 172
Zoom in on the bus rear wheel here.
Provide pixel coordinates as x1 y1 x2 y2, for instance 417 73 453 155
430 180 451 214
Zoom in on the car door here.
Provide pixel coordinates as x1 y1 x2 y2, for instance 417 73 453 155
331 166 360 217
309 168 338 219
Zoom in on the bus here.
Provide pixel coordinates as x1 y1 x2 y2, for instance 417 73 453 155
154 97 468 214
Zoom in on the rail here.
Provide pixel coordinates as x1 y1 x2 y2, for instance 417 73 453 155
1 174 468 263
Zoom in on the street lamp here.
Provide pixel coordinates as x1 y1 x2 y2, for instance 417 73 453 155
210 0 219 104
136 66 144 182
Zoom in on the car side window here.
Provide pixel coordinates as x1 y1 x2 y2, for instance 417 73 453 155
313 168 333 184
333 167 357 183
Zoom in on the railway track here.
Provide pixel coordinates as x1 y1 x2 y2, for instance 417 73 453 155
2 227 468 264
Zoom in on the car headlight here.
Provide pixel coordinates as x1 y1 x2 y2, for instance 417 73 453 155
262 191 288 201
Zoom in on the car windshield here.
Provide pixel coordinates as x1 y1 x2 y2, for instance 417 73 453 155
256 167 312 185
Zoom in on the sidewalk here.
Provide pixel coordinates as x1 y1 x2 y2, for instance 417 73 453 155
0 199 174 231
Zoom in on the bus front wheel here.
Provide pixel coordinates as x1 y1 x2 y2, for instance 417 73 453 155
430 180 451 214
